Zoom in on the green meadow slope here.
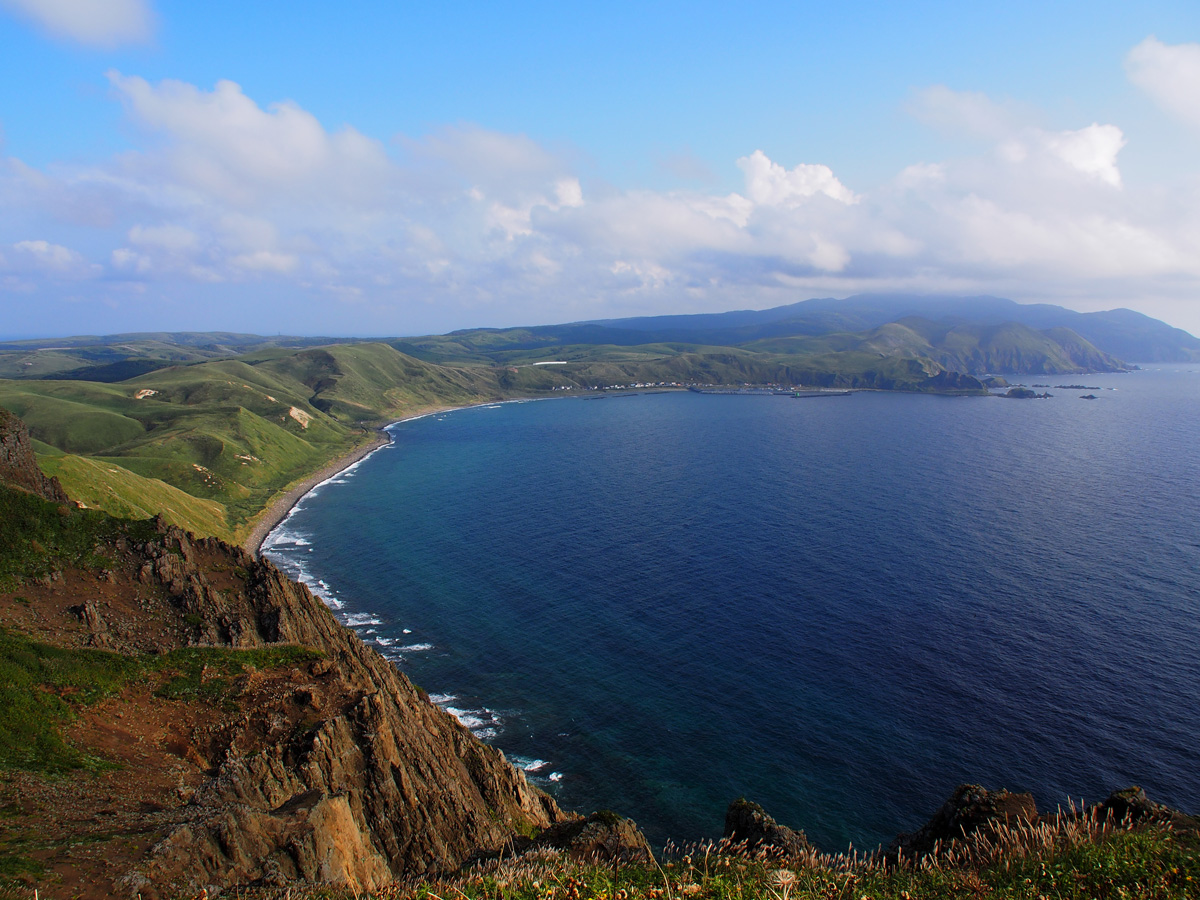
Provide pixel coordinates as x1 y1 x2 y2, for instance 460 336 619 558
0 304 1136 544
0 343 510 542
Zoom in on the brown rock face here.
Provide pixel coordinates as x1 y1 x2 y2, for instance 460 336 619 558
0 416 571 898
111 523 569 896
889 784 1038 859
723 798 811 859
0 405 68 502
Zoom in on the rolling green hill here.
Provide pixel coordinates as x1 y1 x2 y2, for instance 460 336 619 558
1 294 1166 540
0 343 511 542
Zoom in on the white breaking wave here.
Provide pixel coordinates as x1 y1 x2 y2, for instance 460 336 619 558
443 704 503 740
510 755 552 773
264 526 311 549
271 557 345 610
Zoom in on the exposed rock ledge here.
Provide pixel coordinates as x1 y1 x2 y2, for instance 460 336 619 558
0 403 582 897
117 522 571 897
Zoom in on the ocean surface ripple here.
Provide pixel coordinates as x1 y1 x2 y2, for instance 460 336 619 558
265 369 1200 850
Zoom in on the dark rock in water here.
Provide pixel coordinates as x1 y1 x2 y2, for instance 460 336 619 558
1098 786 1171 825
982 375 1010 388
724 798 812 858
534 810 653 863
889 784 1037 859
1080 394 1098 400
0 406 68 503
1090 787 1200 840
1003 387 1051 399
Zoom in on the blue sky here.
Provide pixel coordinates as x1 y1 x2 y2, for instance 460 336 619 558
2 0 1200 338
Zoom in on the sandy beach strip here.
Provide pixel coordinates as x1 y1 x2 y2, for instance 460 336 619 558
243 400 508 556
242 430 392 556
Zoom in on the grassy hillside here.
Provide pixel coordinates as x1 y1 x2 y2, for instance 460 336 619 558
0 343 513 542
0 305 1136 543
34 453 229 539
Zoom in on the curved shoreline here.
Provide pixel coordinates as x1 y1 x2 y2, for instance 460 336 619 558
243 429 393 557
244 400 513 556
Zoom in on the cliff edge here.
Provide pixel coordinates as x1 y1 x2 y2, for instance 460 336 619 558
0 406 67 503
0 407 572 898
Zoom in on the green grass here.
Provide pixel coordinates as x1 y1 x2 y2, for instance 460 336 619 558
0 485 158 588
153 645 322 706
0 628 322 775
35 455 230 540
0 628 146 774
237 818 1200 900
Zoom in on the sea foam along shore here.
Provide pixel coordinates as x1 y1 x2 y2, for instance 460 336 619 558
245 401 509 556
243 429 392 556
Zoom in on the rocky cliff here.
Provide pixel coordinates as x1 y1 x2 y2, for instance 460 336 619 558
0 407 574 898
0 405 67 503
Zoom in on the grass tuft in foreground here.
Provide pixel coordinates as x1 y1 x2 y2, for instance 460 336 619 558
217 808 1200 900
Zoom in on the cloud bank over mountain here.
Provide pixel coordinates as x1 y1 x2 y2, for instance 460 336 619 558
2 34 1200 336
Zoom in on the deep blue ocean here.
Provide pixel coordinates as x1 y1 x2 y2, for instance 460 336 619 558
265 366 1200 851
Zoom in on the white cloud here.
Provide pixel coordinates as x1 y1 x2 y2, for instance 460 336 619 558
737 150 858 205
107 73 392 208
1126 36 1200 132
908 86 1030 140
911 84 1127 189
14 239 83 269
1043 124 1126 187
2 70 1200 336
10 239 103 283
231 250 297 273
1 0 153 47
111 247 150 272
129 223 198 251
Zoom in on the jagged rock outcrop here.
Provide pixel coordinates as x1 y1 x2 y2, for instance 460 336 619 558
0 405 68 502
532 811 653 863
723 798 812 859
921 370 986 393
1096 786 1188 828
0 410 572 897
889 784 1038 859
102 521 569 895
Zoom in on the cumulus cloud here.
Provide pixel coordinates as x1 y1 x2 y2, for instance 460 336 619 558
10 239 102 283
1126 36 1200 132
107 72 392 208
14 239 83 269
912 84 1127 188
738 150 858 205
1 0 153 47
1043 124 1125 187
2 67 1200 336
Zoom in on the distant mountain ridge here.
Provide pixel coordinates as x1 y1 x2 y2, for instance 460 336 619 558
0 294 1192 541
584 294 1200 362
